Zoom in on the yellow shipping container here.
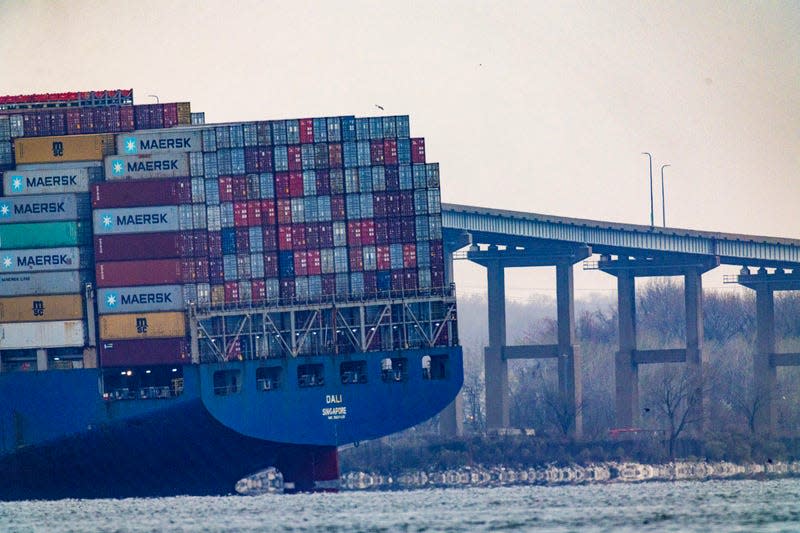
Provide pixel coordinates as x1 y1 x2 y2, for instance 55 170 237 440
99 311 186 340
0 294 84 323
210 285 225 306
177 102 192 125
14 133 115 164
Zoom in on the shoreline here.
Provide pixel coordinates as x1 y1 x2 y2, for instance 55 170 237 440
341 460 800 491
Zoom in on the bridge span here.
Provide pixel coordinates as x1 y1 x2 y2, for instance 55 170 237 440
439 203 800 438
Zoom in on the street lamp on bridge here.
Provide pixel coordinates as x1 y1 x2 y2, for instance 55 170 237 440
642 152 654 227
661 164 671 227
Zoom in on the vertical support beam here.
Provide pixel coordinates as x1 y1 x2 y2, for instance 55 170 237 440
441 246 464 436
556 262 582 438
485 258 509 429
754 284 777 435
36 349 48 371
615 271 639 428
684 267 707 435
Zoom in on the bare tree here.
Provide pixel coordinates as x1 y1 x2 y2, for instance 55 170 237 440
542 383 585 439
461 371 486 433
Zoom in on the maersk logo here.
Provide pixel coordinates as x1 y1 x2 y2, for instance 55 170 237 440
117 213 168 225
121 292 173 305
111 160 125 176
101 214 114 228
16 254 71 267
105 292 118 308
13 201 66 215
2 256 12 269
0 203 10 218
127 159 179 172
10 176 24 192
124 137 138 154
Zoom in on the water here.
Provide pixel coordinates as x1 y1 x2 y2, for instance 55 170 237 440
2 478 799 532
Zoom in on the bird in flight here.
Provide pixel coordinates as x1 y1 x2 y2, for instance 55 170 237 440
375 104 384 111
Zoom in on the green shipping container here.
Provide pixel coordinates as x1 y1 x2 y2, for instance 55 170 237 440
0 221 91 250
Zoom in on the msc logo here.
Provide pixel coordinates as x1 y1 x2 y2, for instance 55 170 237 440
123 137 138 154
32 300 45 317
0 202 10 218
111 160 125 176
105 292 118 308
52 141 64 157
10 176 25 192
136 317 148 334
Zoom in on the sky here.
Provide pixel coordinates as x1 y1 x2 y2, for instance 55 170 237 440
1 0 798 299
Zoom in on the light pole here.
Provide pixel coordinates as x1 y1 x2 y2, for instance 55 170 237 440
148 94 160 104
642 152 654 227
660 164 670 227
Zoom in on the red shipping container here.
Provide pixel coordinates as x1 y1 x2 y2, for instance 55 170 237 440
294 250 309 276
194 258 210 282
361 219 376 245
280 279 296 299
315 170 331 195
306 249 322 275
95 258 182 288
251 279 266 301
191 230 209 257
94 232 192 261
100 337 190 367
219 176 234 202
305 222 320 249
260 199 277 225
328 143 343 168
411 138 426 164
209 259 224 283
288 172 304 197
383 139 398 164
275 173 291 198
208 231 223 258
349 247 364 271
292 224 307 249
120 105 135 130
233 202 249 227
163 103 178 127
231 176 248 201
347 220 362 246
224 281 240 303
370 140 384 164
278 226 293 250
247 201 262 226
374 219 389 245
318 222 334 247
400 191 415 216
299 118 314 144
287 145 302 171
376 245 391 270
330 195 346 220
321 274 336 296
263 253 279 277
403 243 417 268
276 199 292 224
92 178 191 208
263 226 278 252
391 269 405 291
235 228 250 253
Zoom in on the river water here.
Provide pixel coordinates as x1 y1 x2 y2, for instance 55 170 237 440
2 478 799 532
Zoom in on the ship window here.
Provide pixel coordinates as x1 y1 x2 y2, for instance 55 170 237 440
213 369 242 395
340 360 367 385
381 357 407 383
298 363 324 388
423 354 448 380
256 366 282 391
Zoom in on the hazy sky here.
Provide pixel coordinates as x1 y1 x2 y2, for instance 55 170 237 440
1 1 797 298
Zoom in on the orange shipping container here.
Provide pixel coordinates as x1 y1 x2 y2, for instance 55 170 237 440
0 294 84 323
14 133 115 164
99 311 186 340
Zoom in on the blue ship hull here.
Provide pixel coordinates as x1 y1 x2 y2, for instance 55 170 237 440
0 347 462 499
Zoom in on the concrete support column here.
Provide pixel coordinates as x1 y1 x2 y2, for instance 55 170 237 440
615 271 638 428
36 349 48 371
485 257 509 429
556 262 582 438
754 285 777 435
684 267 707 435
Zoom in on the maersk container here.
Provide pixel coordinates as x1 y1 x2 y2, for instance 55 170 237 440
95 258 183 288
0 194 90 224
1 246 92 273
97 284 184 314
0 270 91 297
14 133 115 164
99 311 187 340
99 337 190 367
104 152 189 180
0 294 84 323
94 232 194 261
2 166 95 196
91 178 191 208
116 130 201 155
93 205 180 235
0 221 90 250
0 320 86 349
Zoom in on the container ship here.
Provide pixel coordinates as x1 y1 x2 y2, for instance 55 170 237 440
0 89 462 499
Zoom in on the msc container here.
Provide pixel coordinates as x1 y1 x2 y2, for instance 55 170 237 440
91 178 191 208
1 246 92 273
97 285 185 314
117 130 201 155
104 152 189 180
93 205 180 235
99 337 190 367
14 134 115 164
95 258 183 288
0 193 90 224
0 270 92 297
94 232 194 261
99 311 187 340
0 320 86 349
0 221 90 250
0 294 84 323
2 166 95 196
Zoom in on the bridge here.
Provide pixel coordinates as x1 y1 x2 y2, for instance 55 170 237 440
438 203 800 438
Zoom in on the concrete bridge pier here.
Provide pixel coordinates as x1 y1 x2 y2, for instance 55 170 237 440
469 244 591 438
737 268 800 435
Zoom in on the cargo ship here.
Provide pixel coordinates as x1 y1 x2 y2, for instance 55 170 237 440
0 90 462 499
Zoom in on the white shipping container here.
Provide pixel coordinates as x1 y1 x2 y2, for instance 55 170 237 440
117 130 202 155
3 167 92 196
0 320 86 349
104 153 189 180
93 205 180 235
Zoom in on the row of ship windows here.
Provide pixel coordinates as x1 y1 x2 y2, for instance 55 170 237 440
212 355 448 396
